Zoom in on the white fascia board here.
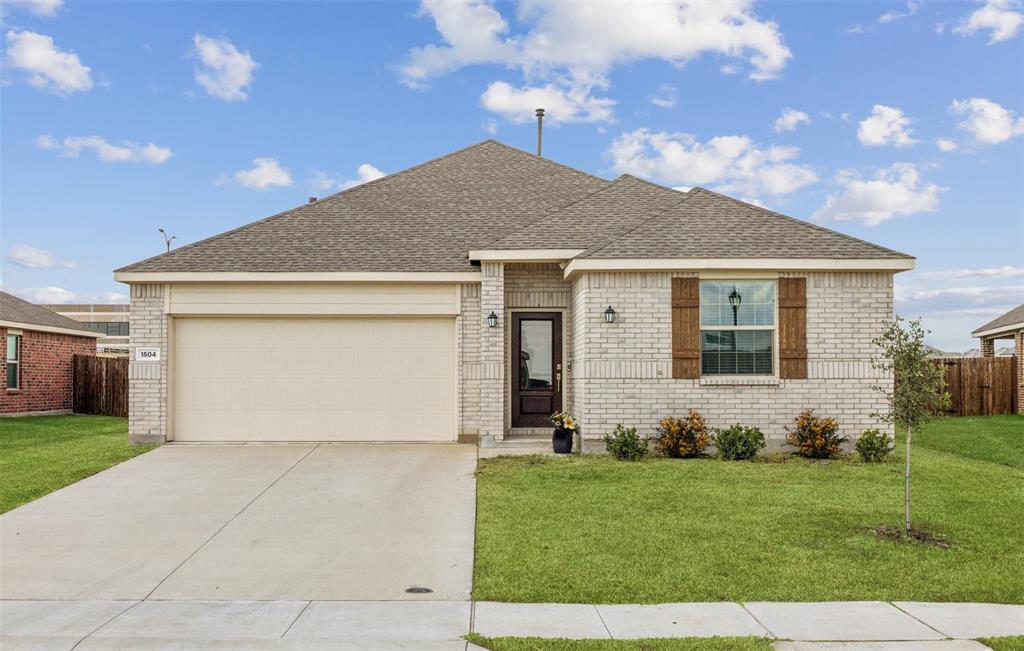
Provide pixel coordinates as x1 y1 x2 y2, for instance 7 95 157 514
114 271 483 283
468 249 586 262
562 257 916 278
972 322 1024 339
0 320 103 338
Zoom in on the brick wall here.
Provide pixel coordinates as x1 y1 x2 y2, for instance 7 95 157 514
479 262 505 440
1 327 95 414
569 271 894 450
459 283 481 434
128 284 167 444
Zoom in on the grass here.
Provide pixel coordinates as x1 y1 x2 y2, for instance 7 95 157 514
0 415 154 513
473 415 1024 604
912 415 1024 469
465 635 771 651
980 638 1024 651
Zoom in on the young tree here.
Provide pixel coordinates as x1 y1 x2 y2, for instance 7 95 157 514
872 316 951 533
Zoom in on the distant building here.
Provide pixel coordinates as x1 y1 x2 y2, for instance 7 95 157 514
39 304 129 356
971 304 1024 414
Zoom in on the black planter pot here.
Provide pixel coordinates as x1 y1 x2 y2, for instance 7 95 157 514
552 428 573 454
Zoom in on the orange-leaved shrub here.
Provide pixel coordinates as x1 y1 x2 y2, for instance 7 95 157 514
786 409 847 459
654 409 711 458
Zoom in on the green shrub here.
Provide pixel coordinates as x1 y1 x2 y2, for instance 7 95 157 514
856 428 893 462
654 410 711 458
786 409 847 459
603 424 649 461
715 424 766 460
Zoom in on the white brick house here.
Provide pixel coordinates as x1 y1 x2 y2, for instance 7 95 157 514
115 141 912 448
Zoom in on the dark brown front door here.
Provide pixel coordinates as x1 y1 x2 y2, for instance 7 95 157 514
511 312 562 428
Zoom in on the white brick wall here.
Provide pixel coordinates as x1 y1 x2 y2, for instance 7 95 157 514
569 271 894 450
459 283 481 434
128 284 167 444
479 262 505 439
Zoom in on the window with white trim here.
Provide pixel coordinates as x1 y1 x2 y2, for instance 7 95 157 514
6 333 21 390
699 281 775 375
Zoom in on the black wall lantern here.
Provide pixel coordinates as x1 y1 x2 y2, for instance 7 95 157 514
603 305 617 323
728 287 742 326
487 311 498 328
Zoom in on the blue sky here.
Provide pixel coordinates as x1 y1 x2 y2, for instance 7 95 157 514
2 0 1022 351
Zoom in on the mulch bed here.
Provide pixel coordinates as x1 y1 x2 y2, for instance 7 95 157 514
874 524 953 549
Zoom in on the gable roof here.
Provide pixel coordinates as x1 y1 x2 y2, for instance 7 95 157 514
117 139 911 275
972 304 1024 337
0 291 102 337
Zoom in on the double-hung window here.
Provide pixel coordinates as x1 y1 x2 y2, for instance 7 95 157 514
699 281 775 376
6 333 20 390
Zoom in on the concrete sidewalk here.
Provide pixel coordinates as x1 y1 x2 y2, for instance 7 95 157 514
2 600 1021 650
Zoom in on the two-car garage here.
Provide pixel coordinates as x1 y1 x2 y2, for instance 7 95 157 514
164 282 459 443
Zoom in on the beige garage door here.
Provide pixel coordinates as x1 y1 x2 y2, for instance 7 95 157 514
173 317 456 442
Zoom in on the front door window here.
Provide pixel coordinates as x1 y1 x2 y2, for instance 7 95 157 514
512 312 562 428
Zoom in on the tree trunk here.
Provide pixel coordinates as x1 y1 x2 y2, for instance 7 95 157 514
905 425 912 533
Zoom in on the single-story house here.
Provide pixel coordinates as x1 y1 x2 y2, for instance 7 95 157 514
1 291 102 416
115 140 914 447
972 304 1024 414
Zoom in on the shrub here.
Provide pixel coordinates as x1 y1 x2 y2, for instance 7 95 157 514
654 410 711 458
856 428 893 462
786 409 847 459
714 424 766 460
603 425 649 461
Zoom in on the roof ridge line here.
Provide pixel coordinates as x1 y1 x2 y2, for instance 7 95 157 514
482 139 610 185
115 140 504 273
616 173 689 196
688 187 914 259
581 190 695 259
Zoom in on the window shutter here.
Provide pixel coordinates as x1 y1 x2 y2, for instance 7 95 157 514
671 277 700 379
778 277 808 379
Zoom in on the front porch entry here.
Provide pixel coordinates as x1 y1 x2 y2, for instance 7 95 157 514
510 311 563 428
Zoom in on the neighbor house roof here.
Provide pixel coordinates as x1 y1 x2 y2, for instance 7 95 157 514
972 304 1024 337
0 291 103 337
117 140 911 275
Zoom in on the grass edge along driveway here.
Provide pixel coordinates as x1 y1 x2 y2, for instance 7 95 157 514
473 415 1024 604
0 414 154 513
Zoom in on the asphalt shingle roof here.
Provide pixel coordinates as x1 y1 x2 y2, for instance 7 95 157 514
0 291 101 336
972 304 1024 336
118 140 911 274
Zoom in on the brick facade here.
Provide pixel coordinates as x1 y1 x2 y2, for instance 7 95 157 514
981 337 995 357
128 284 167 444
1 327 95 415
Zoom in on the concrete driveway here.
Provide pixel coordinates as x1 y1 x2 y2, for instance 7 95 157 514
0 443 477 601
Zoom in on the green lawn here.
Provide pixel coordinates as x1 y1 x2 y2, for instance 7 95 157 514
0 415 154 513
981 638 1024 651
466 635 771 651
473 415 1024 604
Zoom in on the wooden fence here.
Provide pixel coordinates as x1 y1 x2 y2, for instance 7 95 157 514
73 355 128 417
932 356 1018 417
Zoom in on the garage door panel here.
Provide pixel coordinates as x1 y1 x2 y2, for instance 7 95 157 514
173 317 456 442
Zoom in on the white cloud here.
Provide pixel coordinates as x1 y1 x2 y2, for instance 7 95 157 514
649 84 678 109
6 244 75 269
935 137 959 152
812 163 945 225
879 0 920 24
918 265 1024 280
482 118 499 135
608 128 817 198
773 108 810 133
950 97 1024 144
857 105 919 147
192 34 258 102
954 0 1024 43
899 284 1024 307
37 134 172 164
231 158 293 190
309 163 386 193
4 30 92 95
13 286 79 303
480 81 615 124
2 0 63 17
399 0 791 123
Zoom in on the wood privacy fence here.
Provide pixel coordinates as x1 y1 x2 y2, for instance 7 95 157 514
932 356 1018 417
73 355 128 417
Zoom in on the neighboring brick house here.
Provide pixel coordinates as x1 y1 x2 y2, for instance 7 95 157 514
972 304 1024 414
114 140 914 448
1 291 102 416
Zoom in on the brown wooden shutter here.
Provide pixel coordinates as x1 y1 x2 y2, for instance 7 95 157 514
671 277 700 379
778 277 808 379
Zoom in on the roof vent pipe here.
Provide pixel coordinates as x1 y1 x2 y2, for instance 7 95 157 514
535 108 545 157
308 197 317 203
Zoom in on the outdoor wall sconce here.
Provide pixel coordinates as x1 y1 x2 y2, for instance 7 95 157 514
604 305 617 324
487 311 498 328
